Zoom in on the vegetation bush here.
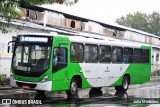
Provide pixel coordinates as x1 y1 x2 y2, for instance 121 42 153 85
0 75 9 86
151 70 160 76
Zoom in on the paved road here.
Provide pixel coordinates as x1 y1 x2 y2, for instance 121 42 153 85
1 79 160 107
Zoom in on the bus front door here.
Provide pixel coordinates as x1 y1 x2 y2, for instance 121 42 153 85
52 42 70 91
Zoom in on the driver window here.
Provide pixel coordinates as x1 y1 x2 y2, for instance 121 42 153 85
53 48 67 66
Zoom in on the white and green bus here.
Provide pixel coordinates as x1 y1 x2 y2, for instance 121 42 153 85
9 33 151 97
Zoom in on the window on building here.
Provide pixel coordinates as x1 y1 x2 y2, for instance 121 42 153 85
26 9 29 17
156 53 159 61
143 49 150 63
99 45 111 63
71 20 75 28
71 43 84 62
134 49 143 63
123 48 133 63
85 44 98 63
112 47 123 63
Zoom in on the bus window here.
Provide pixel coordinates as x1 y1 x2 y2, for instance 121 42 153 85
143 49 149 63
71 43 84 63
99 45 111 63
13 44 51 72
85 44 98 63
134 49 143 63
112 47 123 63
123 48 133 63
53 48 67 66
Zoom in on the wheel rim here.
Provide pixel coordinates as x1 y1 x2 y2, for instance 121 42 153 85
71 82 77 94
123 78 128 90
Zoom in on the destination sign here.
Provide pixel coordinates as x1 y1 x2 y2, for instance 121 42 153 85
20 36 48 43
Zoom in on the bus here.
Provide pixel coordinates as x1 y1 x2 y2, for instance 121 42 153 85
8 33 151 97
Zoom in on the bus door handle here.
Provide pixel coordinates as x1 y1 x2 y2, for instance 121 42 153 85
80 67 82 72
120 67 122 71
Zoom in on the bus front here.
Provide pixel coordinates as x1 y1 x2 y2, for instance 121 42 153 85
10 35 53 91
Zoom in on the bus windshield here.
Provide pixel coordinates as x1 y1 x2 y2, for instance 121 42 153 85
12 43 51 72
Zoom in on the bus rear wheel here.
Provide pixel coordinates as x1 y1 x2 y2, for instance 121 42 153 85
66 79 78 97
115 76 129 92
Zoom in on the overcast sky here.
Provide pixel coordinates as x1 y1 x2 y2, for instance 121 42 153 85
42 0 160 24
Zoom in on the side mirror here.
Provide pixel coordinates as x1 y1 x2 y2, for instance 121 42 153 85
7 46 10 53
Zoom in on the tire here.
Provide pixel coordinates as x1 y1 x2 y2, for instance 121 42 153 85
89 87 102 93
66 79 78 97
89 87 103 98
115 76 129 92
35 90 46 100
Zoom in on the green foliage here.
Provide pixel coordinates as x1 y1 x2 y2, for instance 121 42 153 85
116 11 160 36
0 0 78 33
147 12 160 36
0 0 23 33
0 75 5 85
0 75 9 86
0 1 22 21
27 0 57 5
151 70 160 76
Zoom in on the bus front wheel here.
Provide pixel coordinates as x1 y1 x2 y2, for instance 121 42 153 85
66 79 78 97
115 76 129 92
35 90 46 100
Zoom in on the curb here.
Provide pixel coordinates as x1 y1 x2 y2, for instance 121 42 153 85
150 76 160 81
0 87 12 90
0 89 37 99
0 86 20 90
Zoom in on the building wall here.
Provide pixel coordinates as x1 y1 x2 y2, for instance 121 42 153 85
124 31 145 43
20 8 44 23
82 21 105 34
46 11 65 27
0 25 47 77
15 8 160 73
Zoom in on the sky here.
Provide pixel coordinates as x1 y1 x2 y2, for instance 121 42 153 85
42 0 160 24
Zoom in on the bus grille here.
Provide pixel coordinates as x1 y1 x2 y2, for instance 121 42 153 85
16 82 37 88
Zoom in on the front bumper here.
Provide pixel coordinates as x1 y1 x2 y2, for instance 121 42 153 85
10 78 52 91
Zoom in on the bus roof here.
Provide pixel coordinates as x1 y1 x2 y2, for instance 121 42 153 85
18 33 151 49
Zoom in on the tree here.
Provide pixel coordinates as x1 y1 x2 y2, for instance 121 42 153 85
147 12 160 35
0 0 78 32
116 12 148 32
116 11 160 36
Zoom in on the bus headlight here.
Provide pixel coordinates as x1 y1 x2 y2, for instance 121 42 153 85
10 72 14 79
41 74 49 83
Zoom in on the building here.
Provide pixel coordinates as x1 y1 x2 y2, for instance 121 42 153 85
0 5 160 77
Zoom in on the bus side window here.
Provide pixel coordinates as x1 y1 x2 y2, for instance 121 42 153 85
112 47 123 63
123 48 133 63
71 43 84 63
134 49 143 63
84 44 98 63
99 45 111 63
143 49 149 63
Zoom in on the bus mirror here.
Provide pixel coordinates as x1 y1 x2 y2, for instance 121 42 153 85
7 46 10 53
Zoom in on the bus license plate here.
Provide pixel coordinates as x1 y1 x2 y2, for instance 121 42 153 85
22 85 30 89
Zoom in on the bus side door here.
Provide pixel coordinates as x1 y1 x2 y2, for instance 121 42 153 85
52 41 70 91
